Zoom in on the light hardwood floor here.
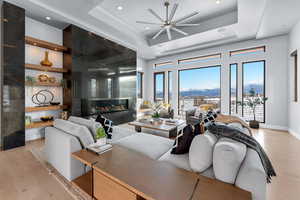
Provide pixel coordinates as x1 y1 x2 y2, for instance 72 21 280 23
0 128 299 200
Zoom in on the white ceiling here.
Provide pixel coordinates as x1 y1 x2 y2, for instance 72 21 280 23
5 0 300 59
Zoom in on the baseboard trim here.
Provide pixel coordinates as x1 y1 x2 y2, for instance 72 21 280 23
260 124 288 131
289 129 300 140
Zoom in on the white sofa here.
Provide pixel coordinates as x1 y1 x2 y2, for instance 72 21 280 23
45 117 266 200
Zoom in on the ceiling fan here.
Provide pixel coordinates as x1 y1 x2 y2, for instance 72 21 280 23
136 1 199 41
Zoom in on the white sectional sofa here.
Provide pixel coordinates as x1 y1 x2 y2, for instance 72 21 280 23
45 117 266 200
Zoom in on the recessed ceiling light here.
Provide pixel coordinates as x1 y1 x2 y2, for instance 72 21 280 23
46 16 51 20
117 6 123 10
145 27 150 30
216 0 221 4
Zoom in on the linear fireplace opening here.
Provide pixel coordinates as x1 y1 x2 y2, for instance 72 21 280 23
85 98 129 115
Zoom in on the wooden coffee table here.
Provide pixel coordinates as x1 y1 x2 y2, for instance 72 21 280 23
72 145 251 200
128 119 185 138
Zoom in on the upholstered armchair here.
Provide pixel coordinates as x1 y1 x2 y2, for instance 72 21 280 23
186 109 203 125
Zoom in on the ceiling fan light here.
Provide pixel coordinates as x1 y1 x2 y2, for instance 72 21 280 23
216 0 221 4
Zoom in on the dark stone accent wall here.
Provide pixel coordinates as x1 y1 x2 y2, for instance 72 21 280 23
1 2 25 150
63 25 137 124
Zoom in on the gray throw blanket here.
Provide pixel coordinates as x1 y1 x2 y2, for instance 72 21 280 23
207 123 276 183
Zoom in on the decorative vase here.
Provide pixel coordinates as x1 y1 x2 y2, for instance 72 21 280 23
40 51 53 67
249 120 259 129
96 138 107 146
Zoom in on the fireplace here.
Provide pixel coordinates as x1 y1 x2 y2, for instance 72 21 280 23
82 98 135 124
87 98 129 115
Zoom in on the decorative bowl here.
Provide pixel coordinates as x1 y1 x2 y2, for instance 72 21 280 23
40 116 54 122
50 102 60 106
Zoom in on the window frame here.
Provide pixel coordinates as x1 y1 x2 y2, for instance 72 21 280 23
177 65 222 115
242 60 266 123
154 72 165 102
229 63 238 115
178 53 221 65
291 50 298 102
137 72 143 99
168 71 173 104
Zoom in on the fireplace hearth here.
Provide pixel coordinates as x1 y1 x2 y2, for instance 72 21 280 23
87 98 129 115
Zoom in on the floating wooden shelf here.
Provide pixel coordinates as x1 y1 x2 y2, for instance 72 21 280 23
25 36 68 52
25 82 62 87
25 63 67 73
25 121 54 129
25 105 66 112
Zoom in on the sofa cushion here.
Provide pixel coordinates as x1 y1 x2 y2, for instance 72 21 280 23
158 149 191 171
54 119 94 148
189 132 217 173
213 138 247 184
171 124 194 154
200 166 215 179
68 116 101 141
108 126 136 144
114 133 173 160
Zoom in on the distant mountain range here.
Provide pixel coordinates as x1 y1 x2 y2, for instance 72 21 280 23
177 84 263 97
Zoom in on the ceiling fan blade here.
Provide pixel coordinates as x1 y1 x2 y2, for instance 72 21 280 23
174 11 199 24
152 28 165 39
169 3 178 22
176 23 200 27
148 8 164 22
136 21 162 25
166 28 172 40
172 27 188 36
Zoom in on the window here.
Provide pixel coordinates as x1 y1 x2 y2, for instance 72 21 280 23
168 71 173 104
178 53 221 65
137 72 143 99
155 61 173 68
291 50 298 102
179 66 221 115
242 61 265 122
230 46 265 57
230 64 238 115
154 72 165 102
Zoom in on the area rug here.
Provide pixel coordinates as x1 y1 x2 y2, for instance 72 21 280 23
30 146 91 200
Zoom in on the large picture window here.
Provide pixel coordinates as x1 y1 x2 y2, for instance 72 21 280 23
154 72 165 102
243 61 265 122
137 72 143 99
230 64 238 114
179 66 221 115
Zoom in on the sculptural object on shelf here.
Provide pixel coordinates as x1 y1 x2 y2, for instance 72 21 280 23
40 51 53 67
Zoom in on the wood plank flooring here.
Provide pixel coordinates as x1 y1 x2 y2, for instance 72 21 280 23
0 128 299 200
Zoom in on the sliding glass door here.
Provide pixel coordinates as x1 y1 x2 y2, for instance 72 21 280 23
243 61 265 122
179 66 221 115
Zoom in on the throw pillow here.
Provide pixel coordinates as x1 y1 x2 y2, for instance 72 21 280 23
171 124 194 154
95 115 113 139
189 132 218 173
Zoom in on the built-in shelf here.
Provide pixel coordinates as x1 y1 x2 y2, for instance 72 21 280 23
25 63 67 73
25 105 66 112
25 82 62 87
25 121 54 129
25 36 68 52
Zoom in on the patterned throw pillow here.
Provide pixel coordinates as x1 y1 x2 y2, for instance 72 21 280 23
95 115 113 139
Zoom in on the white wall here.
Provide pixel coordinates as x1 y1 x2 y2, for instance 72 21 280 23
25 17 63 141
144 35 289 130
288 20 300 139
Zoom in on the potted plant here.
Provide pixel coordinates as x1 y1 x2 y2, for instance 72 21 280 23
95 127 107 146
237 88 268 129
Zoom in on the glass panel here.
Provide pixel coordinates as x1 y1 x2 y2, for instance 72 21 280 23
243 61 265 122
230 64 238 115
168 71 173 104
230 46 265 57
179 66 221 115
154 73 165 102
178 54 221 65
137 72 143 98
